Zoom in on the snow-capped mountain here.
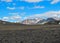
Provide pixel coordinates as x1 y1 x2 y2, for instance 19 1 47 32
22 18 43 25
22 17 60 25
52 17 60 21
37 19 47 24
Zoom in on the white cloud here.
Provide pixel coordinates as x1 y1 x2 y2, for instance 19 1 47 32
20 12 26 16
1 0 12 2
26 11 60 19
21 0 43 3
2 17 9 21
7 7 16 10
19 7 25 10
1 13 22 22
10 14 21 20
7 3 16 6
9 12 26 16
9 12 26 22
1 11 60 22
26 6 45 9
32 6 45 9
51 0 60 4
8 13 21 20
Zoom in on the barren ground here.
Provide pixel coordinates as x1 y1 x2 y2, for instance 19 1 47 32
0 24 60 43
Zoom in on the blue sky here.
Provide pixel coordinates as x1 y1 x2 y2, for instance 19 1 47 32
0 0 60 22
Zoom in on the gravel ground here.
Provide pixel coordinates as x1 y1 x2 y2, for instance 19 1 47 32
0 28 60 43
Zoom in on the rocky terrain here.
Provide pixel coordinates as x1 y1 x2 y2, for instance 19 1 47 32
0 28 60 43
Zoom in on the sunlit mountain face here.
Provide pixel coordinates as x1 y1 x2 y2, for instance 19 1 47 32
0 0 60 22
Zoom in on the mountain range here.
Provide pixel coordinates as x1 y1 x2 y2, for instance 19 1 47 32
22 17 60 25
0 17 60 25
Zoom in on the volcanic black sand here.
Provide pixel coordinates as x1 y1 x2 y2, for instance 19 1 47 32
0 24 60 43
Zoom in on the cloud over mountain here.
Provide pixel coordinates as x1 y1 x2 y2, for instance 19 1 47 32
26 11 60 19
